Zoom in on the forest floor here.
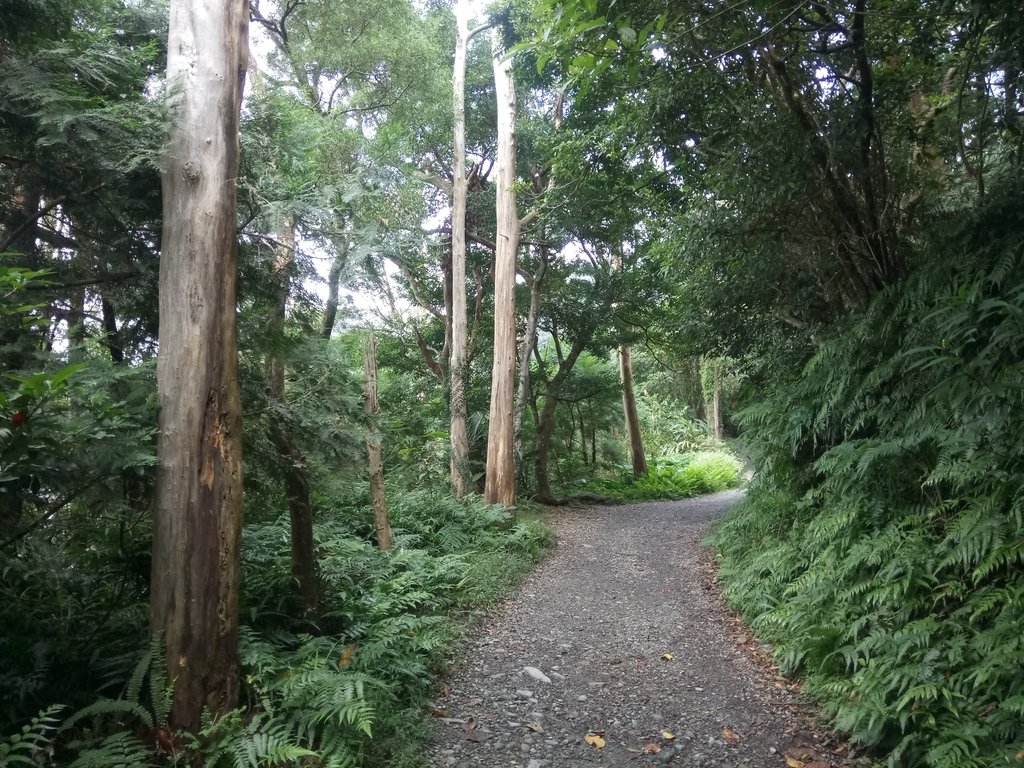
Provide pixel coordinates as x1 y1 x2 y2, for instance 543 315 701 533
427 491 850 768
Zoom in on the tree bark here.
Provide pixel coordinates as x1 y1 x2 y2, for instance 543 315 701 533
619 344 648 477
449 0 472 497
151 0 248 733
265 218 318 620
484 30 520 506
320 247 347 339
363 333 393 550
533 335 588 503
100 298 124 364
513 251 546 479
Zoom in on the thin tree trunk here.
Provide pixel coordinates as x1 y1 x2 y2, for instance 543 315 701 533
513 252 546 477
68 286 86 362
711 365 723 440
619 344 648 477
151 0 248 733
533 337 588 502
320 248 347 339
100 298 124 364
266 218 318 620
364 333 393 550
484 30 520 505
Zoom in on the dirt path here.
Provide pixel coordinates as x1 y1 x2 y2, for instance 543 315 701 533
428 492 836 768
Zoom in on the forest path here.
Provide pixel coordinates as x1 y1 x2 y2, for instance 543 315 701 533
428 492 837 768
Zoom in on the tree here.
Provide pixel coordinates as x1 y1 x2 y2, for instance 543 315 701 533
363 332 393 550
618 343 647 475
484 28 521 505
150 0 248 732
449 0 491 497
264 217 318 619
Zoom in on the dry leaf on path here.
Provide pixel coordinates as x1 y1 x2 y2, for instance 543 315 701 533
785 757 805 768
661 731 675 740
722 726 741 744
464 730 489 743
642 742 662 754
526 722 544 733
585 732 606 749
462 718 476 732
660 652 673 661
428 708 449 718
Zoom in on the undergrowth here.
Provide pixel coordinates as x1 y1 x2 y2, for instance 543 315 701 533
575 451 742 502
0 491 553 767
711 202 1024 767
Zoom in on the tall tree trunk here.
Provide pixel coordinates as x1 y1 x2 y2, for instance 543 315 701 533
151 0 248 733
449 2 489 497
449 1 471 497
619 344 648 477
266 218 318 620
512 251 546 478
484 31 520 505
363 333 393 550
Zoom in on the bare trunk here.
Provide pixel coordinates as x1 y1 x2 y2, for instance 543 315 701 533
151 0 248 733
100 298 124 364
364 333 393 550
711 365 723 440
449 0 472 497
513 253 546 477
266 218 318 620
484 31 520 505
320 248 347 339
68 286 86 361
533 337 588 502
619 345 648 477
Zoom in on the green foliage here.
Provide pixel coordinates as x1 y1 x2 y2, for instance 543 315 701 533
0 705 64 767
577 452 742 502
712 208 1024 766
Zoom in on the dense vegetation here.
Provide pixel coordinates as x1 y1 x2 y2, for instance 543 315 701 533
1 0 1022 765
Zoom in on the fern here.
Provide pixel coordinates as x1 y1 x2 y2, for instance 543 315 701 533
0 705 64 767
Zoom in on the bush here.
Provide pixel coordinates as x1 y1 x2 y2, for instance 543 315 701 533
575 451 743 502
711 216 1024 767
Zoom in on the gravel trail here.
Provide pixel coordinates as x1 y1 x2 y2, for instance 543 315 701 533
429 492 838 768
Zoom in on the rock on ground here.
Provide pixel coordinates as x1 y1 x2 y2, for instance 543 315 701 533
428 491 842 768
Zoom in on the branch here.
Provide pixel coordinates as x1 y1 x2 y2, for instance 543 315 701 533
0 184 104 253
413 325 445 381
468 230 496 251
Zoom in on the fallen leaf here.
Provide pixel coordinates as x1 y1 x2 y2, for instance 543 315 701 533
337 644 358 669
1017 751 1024 761
428 708 449 718
462 718 477 732
642 742 662 754
722 726 741 744
661 731 675 740
526 722 544 733
785 757 805 768
660 653 673 661
464 730 489 743
585 732 606 749
805 762 829 768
